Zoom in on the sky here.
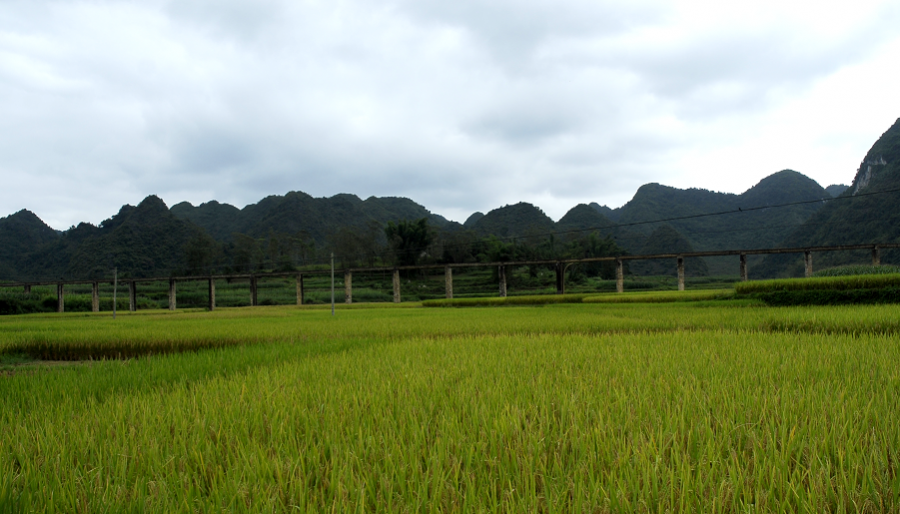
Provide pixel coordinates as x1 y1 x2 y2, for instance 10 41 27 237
2 0 900 230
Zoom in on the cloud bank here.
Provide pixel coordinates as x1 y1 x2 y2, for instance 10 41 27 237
2 0 899 228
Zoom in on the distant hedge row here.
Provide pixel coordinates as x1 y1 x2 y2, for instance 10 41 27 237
812 264 900 277
735 274 900 294
583 290 734 304
423 290 735 307
422 294 591 307
748 288 900 306
735 271 900 306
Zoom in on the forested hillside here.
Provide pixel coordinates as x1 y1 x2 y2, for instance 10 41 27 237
598 170 829 253
3 116 899 284
757 117 900 276
469 203 556 239
630 225 710 277
588 170 832 275
0 210 60 279
171 192 453 244
19 196 210 280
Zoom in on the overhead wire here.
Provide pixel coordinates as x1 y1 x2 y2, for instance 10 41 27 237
10 184 900 282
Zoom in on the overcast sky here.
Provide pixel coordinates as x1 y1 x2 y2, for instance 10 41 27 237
2 0 900 229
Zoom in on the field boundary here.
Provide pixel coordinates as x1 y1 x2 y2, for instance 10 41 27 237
1 242 897 313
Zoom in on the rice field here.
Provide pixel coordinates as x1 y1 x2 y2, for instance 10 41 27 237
2 300 899 512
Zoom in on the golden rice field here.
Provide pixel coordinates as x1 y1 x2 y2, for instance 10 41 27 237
1 299 899 512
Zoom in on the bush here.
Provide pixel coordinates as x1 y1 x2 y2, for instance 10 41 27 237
0 296 50 315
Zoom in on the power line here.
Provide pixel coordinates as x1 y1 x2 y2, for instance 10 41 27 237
8 184 900 281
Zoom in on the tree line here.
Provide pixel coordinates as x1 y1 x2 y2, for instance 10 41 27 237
180 218 628 281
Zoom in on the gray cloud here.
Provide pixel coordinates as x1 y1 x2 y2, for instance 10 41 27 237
1 0 899 228
396 0 664 71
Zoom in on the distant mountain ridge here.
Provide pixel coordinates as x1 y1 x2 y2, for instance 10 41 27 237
11 196 209 280
757 117 900 276
171 192 453 244
0 172 846 281
826 184 849 197
590 170 830 253
0 210 60 279
3 116 900 281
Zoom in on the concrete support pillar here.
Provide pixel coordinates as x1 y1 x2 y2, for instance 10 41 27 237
23 285 31 294
677 256 685 292
91 282 100 312
555 262 565 295
250 275 258 306
168 279 176 311
616 259 624 293
740 253 748 282
208 278 216 311
873 246 881 266
445 267 453 299
296 274 304 305
498 265 507 297
129 281 137 312
56 283 64 313
344 271 352 304
804 251 813 278
392 270 401 303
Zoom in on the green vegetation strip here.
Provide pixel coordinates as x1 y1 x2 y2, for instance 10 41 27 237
813 264 900 277
422 294 591 307
735 273 900 294
3 303 900 511
583 289 734 303
424 290 735 307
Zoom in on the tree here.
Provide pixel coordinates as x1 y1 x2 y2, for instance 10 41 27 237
564 232 622 281
385 218 434 267
232 233 263 272
184 232 221 275
328 227 366 269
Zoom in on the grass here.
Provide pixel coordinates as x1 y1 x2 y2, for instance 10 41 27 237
734 273 900 294
583 289 735 303
3 302 900 511
0 352 34 372
422 294 592 307
424 289 738 307
1 270 749 314
813 264 900 277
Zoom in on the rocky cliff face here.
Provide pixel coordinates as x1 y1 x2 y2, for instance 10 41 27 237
849 118 900 195
756 117 900 277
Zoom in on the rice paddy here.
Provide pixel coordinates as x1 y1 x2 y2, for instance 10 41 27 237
1 299 899 512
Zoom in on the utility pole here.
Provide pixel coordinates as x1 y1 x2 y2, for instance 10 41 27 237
330 253 335 316
113 267 118 319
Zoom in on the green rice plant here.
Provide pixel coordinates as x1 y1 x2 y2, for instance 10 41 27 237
583 289 735 303
751 287 900 306
422 293 590 307
2 325 900 511
7 300 900 510
9 301 900 362
735 273 900 294
813 264 900 277
0 293 54 315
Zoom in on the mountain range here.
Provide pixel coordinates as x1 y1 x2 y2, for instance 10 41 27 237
3 116 898 282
